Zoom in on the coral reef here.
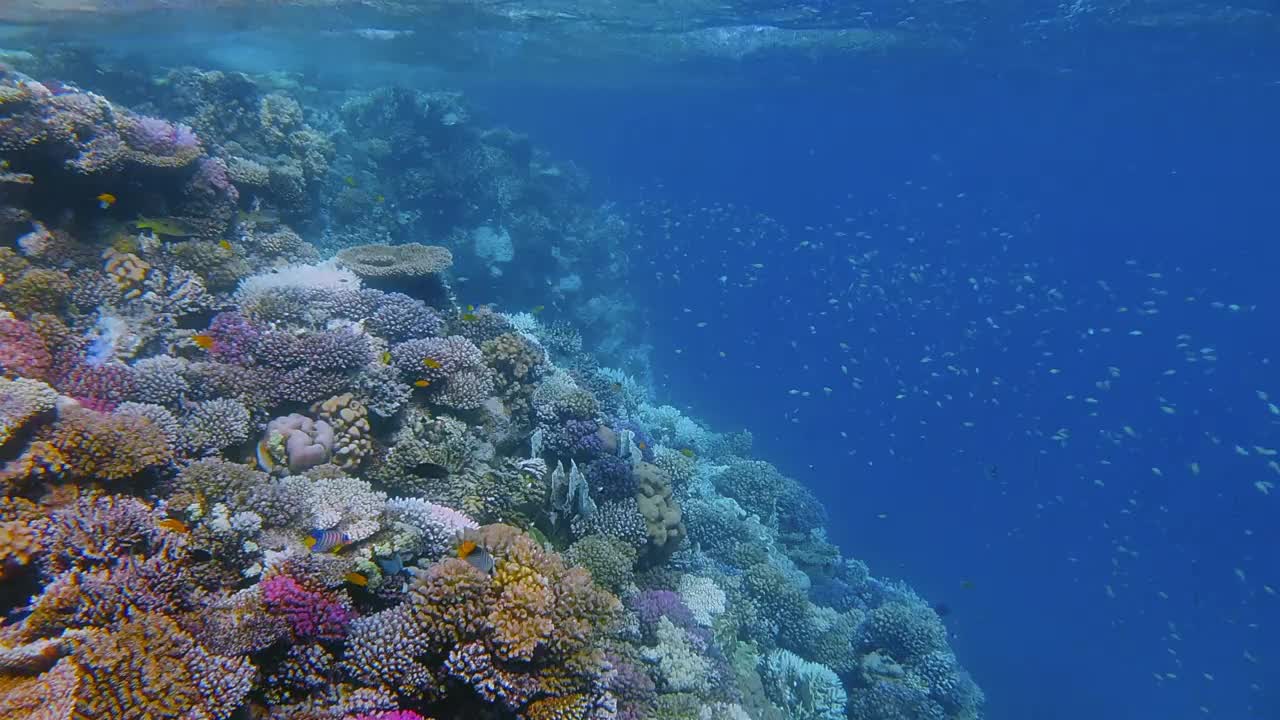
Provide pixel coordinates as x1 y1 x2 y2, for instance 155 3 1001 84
0 67 983 720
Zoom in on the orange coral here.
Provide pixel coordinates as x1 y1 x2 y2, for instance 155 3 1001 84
345 524 620 713
74 612 252 719
46 406 172 482
0 613 254 720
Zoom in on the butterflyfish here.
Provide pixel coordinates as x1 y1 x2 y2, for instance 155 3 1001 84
458 539 495 575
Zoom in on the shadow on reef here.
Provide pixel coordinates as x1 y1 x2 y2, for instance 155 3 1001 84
0 58 984 720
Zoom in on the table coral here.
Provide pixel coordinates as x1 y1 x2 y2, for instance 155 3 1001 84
336 243 453 278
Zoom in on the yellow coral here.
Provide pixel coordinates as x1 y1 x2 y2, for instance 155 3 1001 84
46 406 172 483
19 613 255 720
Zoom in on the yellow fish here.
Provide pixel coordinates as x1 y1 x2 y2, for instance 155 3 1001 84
132 216 197 238
191 333 216 350
422 357 442 370
375 194 385 203
466 304 475 312
156 518 189 534
344 571 369 587
679 448 695 458
218 239 233 251
460 313 477 322
531 305 545 314
414 379 432 388
344 176 358 187
380 351 392 365
97 192 117 209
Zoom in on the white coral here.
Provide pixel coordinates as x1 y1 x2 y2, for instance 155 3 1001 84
677 574 726 627
281 473 386 542
640 617 711 693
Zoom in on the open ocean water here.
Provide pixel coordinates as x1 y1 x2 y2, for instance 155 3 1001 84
1 1 1277 719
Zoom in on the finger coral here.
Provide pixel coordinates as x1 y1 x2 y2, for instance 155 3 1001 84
345 524 621 714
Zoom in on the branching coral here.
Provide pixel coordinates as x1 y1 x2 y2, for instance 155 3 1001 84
344 524 621 714
44 405 173 483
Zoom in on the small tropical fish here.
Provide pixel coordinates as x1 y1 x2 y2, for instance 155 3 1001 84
414 379 432 388
458 539 495 575
531 305 545 314
97 192 116 209
305 529 350 553
344 571 369 587
132 216 197 238
466 304 475 312
377 553 407 576
380 350 392 364
637 441 648 451
375 194 385 203
409 461 449 479
610 382 623 393
960 579 976 590
218 239 233 251
460 313 477 322
344 175 358 187
156 518 189 534
191 333 216 350
679 448 696 458
422 357 442 370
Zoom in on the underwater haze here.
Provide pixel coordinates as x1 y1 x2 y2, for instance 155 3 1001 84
1 1 1278 719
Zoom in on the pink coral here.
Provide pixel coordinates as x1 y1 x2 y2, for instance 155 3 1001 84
345 712 431 720
0 317 52 380
261 573 354 641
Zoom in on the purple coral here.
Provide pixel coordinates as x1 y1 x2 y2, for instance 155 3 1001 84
363 291 444 341
54 361 136 412
631 590 698 634
260 573 353 641
205 311 261 365
585 454 636 500
258 327 372 373
390 335 483 383
543 418 605 457
120 114 201 159
345 713 429 720
259 413 334 474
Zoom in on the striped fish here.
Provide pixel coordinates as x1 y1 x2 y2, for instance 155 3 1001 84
304 528 350 553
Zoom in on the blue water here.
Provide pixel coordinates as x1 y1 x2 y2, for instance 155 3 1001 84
472 47 1280 720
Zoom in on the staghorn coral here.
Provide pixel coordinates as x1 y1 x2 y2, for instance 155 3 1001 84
344 524 621 713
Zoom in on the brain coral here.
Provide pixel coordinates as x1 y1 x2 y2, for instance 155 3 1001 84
344 524 621 714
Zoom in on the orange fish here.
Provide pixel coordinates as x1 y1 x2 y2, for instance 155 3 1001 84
191 333 215 350
218 239 233 251
422 357 442 370
156 518 189 534
96 192 116 209
344 571 369 587
414 379 431 388
458 539 495 575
